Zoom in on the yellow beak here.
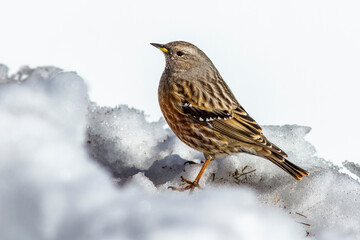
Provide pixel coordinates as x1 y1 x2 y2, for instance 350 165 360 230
150 43 168 53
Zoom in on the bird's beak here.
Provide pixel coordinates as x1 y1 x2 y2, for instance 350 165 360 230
150 43 168 53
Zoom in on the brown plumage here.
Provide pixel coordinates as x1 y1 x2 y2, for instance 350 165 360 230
151 41 309 191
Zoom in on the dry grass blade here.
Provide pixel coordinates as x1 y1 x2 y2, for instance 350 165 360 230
296 221 311 227
295 212 307 218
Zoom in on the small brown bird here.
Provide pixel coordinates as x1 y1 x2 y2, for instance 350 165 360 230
151 41 309 191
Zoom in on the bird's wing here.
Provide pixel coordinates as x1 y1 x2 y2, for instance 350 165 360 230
172 79 287 157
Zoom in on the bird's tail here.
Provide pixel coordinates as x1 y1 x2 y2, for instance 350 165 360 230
265 152 310 180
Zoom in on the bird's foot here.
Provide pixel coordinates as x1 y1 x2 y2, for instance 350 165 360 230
168 176 202 192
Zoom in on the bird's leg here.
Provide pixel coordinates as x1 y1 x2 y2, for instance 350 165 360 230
169 155 214 193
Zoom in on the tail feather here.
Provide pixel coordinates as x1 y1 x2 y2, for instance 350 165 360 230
265 153 310 180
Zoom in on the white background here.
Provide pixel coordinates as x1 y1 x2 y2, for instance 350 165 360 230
1 0 359 164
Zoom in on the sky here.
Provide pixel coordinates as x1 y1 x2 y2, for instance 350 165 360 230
1 0 360 165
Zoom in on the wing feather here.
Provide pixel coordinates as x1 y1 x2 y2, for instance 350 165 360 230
172 79 287 158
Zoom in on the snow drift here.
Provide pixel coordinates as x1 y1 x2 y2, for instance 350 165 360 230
0 65 359 240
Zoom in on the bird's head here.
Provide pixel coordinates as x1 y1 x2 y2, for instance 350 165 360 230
151 41 214 73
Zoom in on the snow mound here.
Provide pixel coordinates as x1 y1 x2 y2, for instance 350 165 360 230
87 104 170 175
1 65 359 240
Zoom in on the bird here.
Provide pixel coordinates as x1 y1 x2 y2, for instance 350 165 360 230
151 41 309 191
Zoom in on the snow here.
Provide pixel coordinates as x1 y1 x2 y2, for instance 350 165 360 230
87 104 169 173
0 65 359 240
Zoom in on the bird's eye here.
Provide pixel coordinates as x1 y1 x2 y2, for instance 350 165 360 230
176 51 184 56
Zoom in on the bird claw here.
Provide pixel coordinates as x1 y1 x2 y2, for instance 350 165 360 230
180 176 195 184
168 176 202 192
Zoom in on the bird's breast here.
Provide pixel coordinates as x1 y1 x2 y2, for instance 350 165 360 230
158 81 231 156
